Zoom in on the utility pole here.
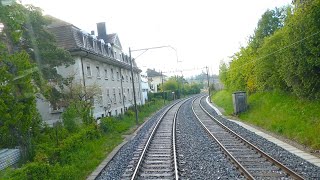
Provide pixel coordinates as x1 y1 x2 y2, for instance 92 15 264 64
206 66 211 102
129 48 139 125
161 71 165 104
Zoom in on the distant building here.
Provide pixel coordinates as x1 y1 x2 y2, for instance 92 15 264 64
146 69 165 93
140 73 149 104
37 16 142 126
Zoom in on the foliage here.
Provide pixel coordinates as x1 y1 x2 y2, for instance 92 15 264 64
61 103 79 133
1 98 167 179
211 90 320 149
159 76 201 99
162 77 179 91
0 3 42 161
0 2 74 161
61 76 102 125
220 2 320 99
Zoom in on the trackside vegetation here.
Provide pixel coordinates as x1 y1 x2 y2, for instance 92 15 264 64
0 99 167 179
212 90 320 149
0 2 203 179
220 1 320 99
216 1 320 150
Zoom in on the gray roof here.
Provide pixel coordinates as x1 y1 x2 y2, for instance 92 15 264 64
106 33 122 49
147 69 162 77
46 16 139 71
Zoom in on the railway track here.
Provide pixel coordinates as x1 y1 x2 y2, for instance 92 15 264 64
122 99 188 179
192 96 304 180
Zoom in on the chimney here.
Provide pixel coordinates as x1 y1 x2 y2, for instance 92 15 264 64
97 22 107 42
91 30 95 35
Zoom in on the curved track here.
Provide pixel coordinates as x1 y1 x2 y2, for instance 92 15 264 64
122 98 189 179
192 96 304 180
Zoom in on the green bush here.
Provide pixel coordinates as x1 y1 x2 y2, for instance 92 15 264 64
62 104 79 133
100 117 116 133
11 162 52 180
1 98 167 179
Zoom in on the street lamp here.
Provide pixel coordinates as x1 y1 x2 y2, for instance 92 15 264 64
129 45 178 125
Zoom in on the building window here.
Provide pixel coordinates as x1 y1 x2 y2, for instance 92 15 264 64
119 54 122 61
86 64 92 77
114 51 117 59
119 88 122 103
126 75 128 82
113 88 116 104
127 88 130 100
96 66 100 78
104 69 108 80
98 88 103 106
111 68 114 80
106 88 110 103
117 72 119 81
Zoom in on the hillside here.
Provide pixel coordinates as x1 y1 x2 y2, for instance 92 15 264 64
212 90 320 150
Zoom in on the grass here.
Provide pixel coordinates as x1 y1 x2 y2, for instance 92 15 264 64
0 99 168 180
211 90 233 115
211 90 320 150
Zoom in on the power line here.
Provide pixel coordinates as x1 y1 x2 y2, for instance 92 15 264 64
162 66 207 74
227 30 320 71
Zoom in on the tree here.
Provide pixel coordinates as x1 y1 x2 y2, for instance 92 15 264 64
162 77 178 92
61 74 101 125
278 0 320 99
0 3 41 160
250 7 288 50
0 2 74 160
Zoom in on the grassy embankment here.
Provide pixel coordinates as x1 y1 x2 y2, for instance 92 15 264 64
0 99 167 179
211 90 320 150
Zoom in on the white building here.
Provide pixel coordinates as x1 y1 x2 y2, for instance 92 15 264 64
147 69 165 93
140 73 149 104
37 17 143 125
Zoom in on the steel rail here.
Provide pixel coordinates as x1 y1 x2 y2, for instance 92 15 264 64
199 96 305 180
191 97 255 180
172 102 179 180
130 97 191 180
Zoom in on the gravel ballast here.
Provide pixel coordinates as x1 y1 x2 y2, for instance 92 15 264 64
97 104 171 180
176 98 244 179
200 97 320 179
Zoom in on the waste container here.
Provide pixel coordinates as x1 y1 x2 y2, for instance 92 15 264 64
232 91 247 115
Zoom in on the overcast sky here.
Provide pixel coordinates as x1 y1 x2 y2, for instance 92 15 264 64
23 0 291 77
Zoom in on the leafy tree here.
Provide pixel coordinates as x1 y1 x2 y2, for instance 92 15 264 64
250 7 288 50
0 2 73 160
162 77 178 91
61 74 101 125
278 0 320 99
0 3 41 160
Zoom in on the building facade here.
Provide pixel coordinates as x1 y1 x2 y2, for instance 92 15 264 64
147 69 165 93
140 73 149 104
37 17 143 125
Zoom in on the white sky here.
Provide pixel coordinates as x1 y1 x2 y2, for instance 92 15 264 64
23 0 291 77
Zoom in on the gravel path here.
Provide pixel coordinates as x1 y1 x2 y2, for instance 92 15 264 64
200 97 320 179
176 97 244 179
